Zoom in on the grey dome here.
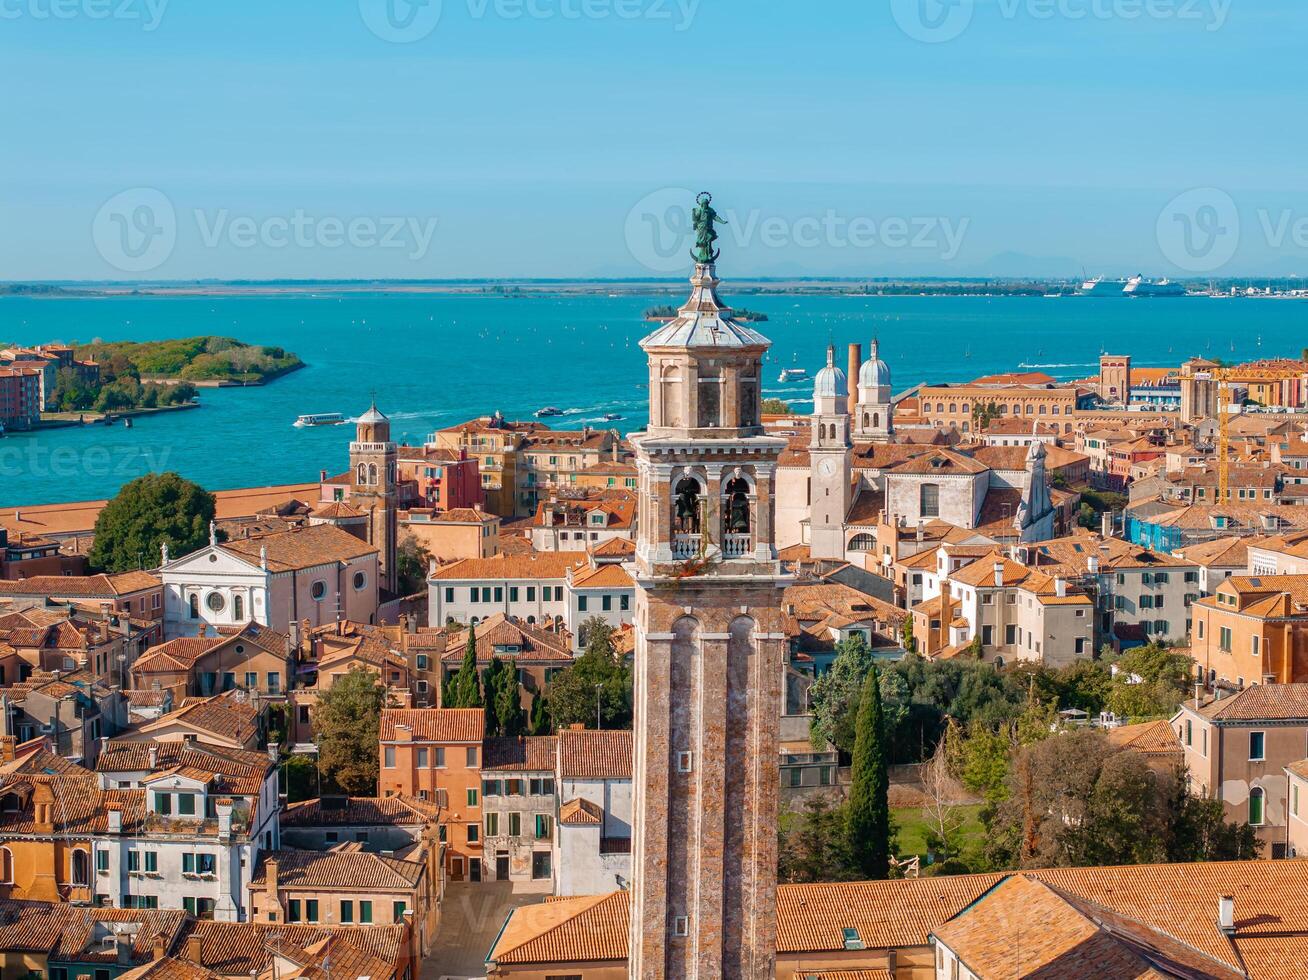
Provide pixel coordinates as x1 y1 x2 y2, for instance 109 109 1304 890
860 339 891 388
814 346 847 400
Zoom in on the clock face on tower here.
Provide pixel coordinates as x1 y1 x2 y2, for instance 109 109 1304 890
819 458 837 477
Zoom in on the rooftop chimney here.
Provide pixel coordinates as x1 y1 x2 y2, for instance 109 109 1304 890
184 936 203 964
1102 510 1114 538
1218 895 1235 935
1055 578 1067 598
147 746 158 769
994 562 1005 588
1087 555 1100 575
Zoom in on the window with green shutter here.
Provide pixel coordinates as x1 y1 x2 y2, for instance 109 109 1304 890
340 900 354 923
360 901 373 924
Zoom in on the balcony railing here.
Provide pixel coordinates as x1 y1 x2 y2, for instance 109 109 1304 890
721 534 751 558
672 535 701 560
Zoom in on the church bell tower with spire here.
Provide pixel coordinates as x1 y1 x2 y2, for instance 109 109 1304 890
628 193 788 978
350 400 398 596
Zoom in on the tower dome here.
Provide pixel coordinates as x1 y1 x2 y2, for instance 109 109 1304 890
356 399 391 443
859 338 892 388
813 345 847 402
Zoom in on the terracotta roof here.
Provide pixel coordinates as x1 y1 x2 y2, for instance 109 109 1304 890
557 729 632 779
483 736 558 772
430 552 586 581
591 537 636 557
139 690 261 743
440 615 572 664
932 875 1244 980
1105 720 1184 757
179 921 407 978
379 708 484 743
883 448 989 476
558 797 603 826
221 523 378 571
281 795 439 827
132 636 223 673
491 892 629 965
251 848 425 891
0 573 159 598
117 957 227 980
309 501 364 520
1194 684 1308 722
569 563 635 589
433 507 497 524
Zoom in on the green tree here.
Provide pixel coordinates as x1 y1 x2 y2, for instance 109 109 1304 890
487 657 525 738
444 628 483 708
547 617 632 729
901 617 915 654
51 367 95 411
315 666 388 795
89 472 216 572
527 689 552 736
282 755 319 804
809 632 874 753
779 796 858 883
847 667 892 879
761 397 793 416
971 401 1001 431
395 535 433 597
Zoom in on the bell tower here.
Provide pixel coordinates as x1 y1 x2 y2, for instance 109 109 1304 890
809 345 852 560
629 193 788 979
350 400 398 595
855 337 894 442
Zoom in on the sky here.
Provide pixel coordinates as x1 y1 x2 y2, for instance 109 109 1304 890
1 0 1306 280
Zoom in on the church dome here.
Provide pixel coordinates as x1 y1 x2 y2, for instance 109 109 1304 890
859 339 891 388
357 401 388 425
813 346 847 400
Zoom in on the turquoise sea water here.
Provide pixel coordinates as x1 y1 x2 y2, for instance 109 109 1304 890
1 292 1305 507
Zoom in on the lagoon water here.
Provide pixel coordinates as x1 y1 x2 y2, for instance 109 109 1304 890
2 291 1305 507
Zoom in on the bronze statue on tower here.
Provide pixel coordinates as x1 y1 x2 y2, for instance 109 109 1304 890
690 191 727 264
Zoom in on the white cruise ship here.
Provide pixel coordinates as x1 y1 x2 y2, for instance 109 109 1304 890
1124 275 1186 298
1079 277 1129 297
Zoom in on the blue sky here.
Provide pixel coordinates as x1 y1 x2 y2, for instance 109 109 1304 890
1 0 1305 279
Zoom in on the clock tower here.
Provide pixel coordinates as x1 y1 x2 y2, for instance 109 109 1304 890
629 194 788 979
809 345 852 561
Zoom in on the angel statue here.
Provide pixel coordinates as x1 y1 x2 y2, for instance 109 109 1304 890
690 191 727 264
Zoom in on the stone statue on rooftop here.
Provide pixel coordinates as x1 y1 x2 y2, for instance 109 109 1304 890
690 191 726 264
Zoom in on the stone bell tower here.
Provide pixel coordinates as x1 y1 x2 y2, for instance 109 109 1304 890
350 400 398 595
629 193 788 979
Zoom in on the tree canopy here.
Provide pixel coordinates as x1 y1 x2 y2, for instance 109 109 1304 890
847 667 892 879
547 617 632 730
89 472 216 572
315 666 388 795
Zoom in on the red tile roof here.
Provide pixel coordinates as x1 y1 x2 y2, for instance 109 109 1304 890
379 708 484 743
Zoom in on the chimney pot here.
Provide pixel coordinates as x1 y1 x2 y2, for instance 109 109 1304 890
993 562 1005 588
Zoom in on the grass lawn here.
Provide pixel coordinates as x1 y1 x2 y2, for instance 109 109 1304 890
893 804 986 863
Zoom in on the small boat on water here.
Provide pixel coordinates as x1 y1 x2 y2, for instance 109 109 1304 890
294 413 347 428
778 367 809 383
534 407 564 419
603 413 625 422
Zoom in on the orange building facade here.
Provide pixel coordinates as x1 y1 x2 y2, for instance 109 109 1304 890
1191 575 1308 688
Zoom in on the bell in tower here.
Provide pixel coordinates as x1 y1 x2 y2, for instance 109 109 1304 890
349 399 398 596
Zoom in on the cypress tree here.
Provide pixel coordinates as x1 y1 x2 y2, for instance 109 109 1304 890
847 665 891 879
528 690 551 736
482 658 504 735
496 661 525 738
449 627 482 708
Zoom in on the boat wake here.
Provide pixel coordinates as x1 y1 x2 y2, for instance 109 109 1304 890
1017 362 1097 369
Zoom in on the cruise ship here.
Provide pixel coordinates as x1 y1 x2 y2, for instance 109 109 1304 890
1124 275 1186 298
1079 277 1129 297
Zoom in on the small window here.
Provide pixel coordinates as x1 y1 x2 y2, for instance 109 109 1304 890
354 572 367 591
1250 787 1266 826
311 581 327 601
1250 731 1266 762
672 916 690 937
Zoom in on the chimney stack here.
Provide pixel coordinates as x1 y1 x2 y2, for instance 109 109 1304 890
994 562 1005 588
1088 555 1100 575
147 746 158 769
184 936 203 964
1055 578 1068 598
1102 510 1114 538
847 343 862 416
1218 895 1235 934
